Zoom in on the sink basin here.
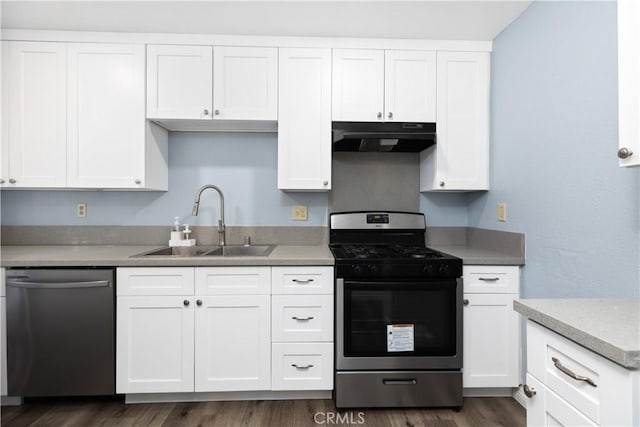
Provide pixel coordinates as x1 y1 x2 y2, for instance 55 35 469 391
131 245 274 257
132 246 222 257
213 245 275 257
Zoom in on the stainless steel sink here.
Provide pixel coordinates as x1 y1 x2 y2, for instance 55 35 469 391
131 245 274 257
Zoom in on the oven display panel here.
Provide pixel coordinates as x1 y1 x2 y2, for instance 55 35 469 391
366 214 389 224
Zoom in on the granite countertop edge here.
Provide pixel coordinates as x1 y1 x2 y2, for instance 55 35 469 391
514 299 640 370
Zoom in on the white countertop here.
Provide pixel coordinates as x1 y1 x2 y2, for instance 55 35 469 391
514 298 640 369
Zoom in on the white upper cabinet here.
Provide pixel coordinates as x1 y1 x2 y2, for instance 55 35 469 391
146 45 213 120
67 43 150 189
213 47 277 120
2 41 166 190
617 0 640 167
421 51 490 191
146 45 277 124
332 49 436 122
3 41 67 188
278 48 332 191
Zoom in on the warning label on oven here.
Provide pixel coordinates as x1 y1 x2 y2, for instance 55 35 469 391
387 324 415 352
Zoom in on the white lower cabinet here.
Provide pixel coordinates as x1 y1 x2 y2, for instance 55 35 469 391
524 320 639 426
1 268 6 397
116 267 271 394
117 265 334 396
194 294 271 391
462 266 520 389
271 267 334 391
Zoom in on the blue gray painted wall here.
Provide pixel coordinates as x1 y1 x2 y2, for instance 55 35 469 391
468 0 640 298
1 132 328 226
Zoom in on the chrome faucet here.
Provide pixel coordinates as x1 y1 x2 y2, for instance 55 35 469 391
192 184 226 246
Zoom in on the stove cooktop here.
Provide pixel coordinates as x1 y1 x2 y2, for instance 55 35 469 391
329 244 448 261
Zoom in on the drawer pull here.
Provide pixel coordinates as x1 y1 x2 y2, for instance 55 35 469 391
292 364 314 369
478 277 500 282
292 316 314 321
383 379 417 385
523 384 537 398
292 278 314 284
552 357 597 387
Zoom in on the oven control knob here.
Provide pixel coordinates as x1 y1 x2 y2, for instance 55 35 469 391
423 265 434 275
352 264 362 274
439 265 449 275
368 265 377 274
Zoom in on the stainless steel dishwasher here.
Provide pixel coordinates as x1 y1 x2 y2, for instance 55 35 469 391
6 268 115 397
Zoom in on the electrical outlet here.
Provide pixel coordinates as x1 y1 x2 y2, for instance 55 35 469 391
77 203 87 218
292 205 308 221
497 202 507 222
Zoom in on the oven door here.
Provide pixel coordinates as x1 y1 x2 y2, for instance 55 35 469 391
336 277 462 371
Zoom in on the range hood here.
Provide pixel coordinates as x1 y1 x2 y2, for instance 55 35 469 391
332 121 436 153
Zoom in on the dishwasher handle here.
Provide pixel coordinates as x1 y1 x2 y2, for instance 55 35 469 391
7 280 111 289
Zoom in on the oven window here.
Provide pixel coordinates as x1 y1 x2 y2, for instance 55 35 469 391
344 280 457 357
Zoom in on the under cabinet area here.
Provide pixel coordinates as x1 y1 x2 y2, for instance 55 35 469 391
116 265 334 398
524 320 639 426
1 41 167 190
146 44 278 128
332 49 436 123
462 266 520 391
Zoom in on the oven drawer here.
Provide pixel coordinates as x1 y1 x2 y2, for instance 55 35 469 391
335 370 462 408
271 267 333 295
463 266 519 293
272 295 333 342
271 343 333 390
527 320 635 425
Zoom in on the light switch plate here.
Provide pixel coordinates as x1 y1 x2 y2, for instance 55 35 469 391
497 202 507 222
292 205 308 221
77 203 87 218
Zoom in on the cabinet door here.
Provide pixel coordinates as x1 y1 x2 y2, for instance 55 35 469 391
147 44 213 120
67 43 146 188
617 0 640 167
6 41 67 188
421 51 490 191
384 50 436 122
463 293 519 388
332 49 384 122
116 296 194 393
278 48 332 191
213 47 277 120
194 295 271 391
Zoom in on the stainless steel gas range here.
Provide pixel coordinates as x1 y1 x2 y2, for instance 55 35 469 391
329 211 463 409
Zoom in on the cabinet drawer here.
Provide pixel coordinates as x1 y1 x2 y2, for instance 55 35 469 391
525 373 596 427
195 267 271 295
272 343 333 390
271 267 333 295
527 320 635 425
117 267 194 295
272 295 333 342
463 266 519 293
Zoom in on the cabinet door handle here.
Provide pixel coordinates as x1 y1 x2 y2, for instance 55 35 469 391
9 178 16 184
376 112 382 119
463 299 469 306
203 109 209 115
323 180 329 186
196 299 203 306
387 112 393 119
292 278 314 284
0 179 4 184
552 357 597 387
478 277 500 282
292 316 314 321
618 147 634 159
214 109 220 116
523 384 536 398
292 364 314 369
439 181 445 187
134 179 141 185
183 299 190 306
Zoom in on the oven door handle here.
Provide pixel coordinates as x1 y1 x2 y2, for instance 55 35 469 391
382 379 417 385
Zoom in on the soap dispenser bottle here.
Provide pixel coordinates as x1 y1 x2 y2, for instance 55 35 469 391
171 217 184 241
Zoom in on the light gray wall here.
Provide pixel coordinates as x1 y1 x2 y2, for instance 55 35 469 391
468 0 640 298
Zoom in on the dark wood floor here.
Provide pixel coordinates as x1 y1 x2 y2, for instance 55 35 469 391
1 397 525 427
